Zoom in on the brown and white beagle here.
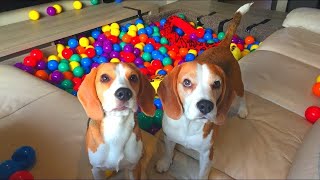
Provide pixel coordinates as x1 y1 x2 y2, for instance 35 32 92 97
77 62 155 179
156 3 253 179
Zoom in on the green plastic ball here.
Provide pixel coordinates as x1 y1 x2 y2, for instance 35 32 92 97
70 54 81 62
160 37 168 45
90 0 99 5
218 32 225 40
152 109 163 128
158 46 167 54
119 31 126 40
207 39 215 44
152 32 160 37
178 13 186 19
137 112 153 131
66 89 73 94
60 59 69 64
73 66 84 77
152 26 159 33
162 57 172 66
60 79 73 89
58 62 70 72
120 42 126 50
142 52 152 62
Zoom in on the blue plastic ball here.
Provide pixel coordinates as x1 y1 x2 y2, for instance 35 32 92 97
83 67 91 74
213 38 220 43
47 60 59 71
157 69 167 75
145 27 153 35
11 146 36 170
0 160 23 179
198 38 206 43
254 41 260 45
204 33 213 40
113 44 121 52
120 26 127 32
68 38 78 49
97 56 108 64
153 36 161 43
91 30 100 39
152 50 161 59
174 28 184 36
154 98 162 109
185 53 196 62
71 90 77 96
160 19 167 27
95 46 103 56
144 44 154 53
205 28 213 34
135 19 144 25
247 44 253 50
125 23 132 29
81 57 92 67
138 28 147 35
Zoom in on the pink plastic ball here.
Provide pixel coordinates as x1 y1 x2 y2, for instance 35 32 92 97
46 6 56 16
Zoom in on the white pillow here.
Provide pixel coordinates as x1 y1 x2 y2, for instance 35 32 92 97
282 7 320 34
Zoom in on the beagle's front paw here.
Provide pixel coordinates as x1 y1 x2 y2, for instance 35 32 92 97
238 104 248 119
155 157 172 173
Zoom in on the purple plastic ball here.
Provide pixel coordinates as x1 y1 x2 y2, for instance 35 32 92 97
123 44 134 53
189 33 198 41
14 62 24 69
98 34 106 41
103 40 113 46
134 57 144 66
109 51 120 58
231 37 238 43
46 6 56 16
22 66 34 74
91 62 100 68
101 53 110 59
103 44 113 53
93 41 103 47
50 71 64 84
37 61 47 70
133 48 141 57
237 39 245 45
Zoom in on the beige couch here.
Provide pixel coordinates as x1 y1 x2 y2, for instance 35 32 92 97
1 8 320 180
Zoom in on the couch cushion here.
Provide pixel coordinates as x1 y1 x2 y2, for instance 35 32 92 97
258 27 320 69
239 50 320 117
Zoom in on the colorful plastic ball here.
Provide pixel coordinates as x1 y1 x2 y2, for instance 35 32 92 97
137 112 153 131
132 48 141 57
162 57 172 66
134 57 144 66
57 62 69 72
237 43 244 51
73 66 84 77
69 54 81 62
46 6 56 16
160 37 168 45
188 49 197 56
111 28 120 37
85 48 96 58
189 33 198 41
305 106 320 124
9 170 34 180
73 1 83 10
112 44 120 52
79 37 89 47
97 56 108 64
28 10 40 21
0 160 23 180
151 60 163 69
60 59 69 64
90 0 99 5
56 44 65 53
68 38 78 49
111 23 120 29
14 62 24 69
154 98 162 109
35 70 49 80
61 48 73 59
53 4 62 14
144 44 154 53
127 30 137 37
91 30 101 39
159 18 167 27
217 32 225 40
63 71 74 80
245 36 255 45
36 60 46 70
80 58 92 67
316 75 320 83
312 82 320 97
250 44 259 51
101 25 110 32
60 79 73 89
141 52 151 62
145 27 153 35
69 61 80 71
30 49 43 61
47 60 59 71
110 58 120 63
21 66 34 74
153 109 163 128
128 25 138 32
23 56 37 67
123 44 134 53
241 49 250 57
204 33 213 40
157 70 167 76
137 29 147 36
135 19 144 24
185 53 195 62
122 34 132 43
179 48 188 57
50 71 64 83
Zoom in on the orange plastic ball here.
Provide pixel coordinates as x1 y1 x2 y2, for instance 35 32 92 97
104 31 111 37
245 36 255 45
35 70 49 80
179 48 188 57
122 34 132 43
144 62 151 67
63 71 74 80
163 65 173 72
76 46 86 54
312 82 320 97
139 34 148 43
167 50 177 59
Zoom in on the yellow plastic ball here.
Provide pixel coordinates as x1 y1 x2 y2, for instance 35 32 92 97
79 37 90 47
28 10 40 21
53 4 63 14
128 25 138 32
316 75 320 83
47 55 59 61
134 43 143 51
188 49 197 56
102 25 111 32
73 1 83 10
127 30 137 37
230 43 242 61
56 44 65 53
241 49 250 57
105 170 114 178
250 44 259 51
110 23 120 29
111 28 120 37
189 22 195 27
86 45 94 49
196 26 203 29
80 54 88 58
70 61 80 71
110 58 120 63
57 53 64 60
88 37 95 44
136 24 144 30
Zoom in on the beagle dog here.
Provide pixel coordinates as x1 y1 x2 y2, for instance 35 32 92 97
77 62 155 179
156 3 253 179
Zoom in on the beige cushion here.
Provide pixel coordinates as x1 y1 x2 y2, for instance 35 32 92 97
258 27 320 69
283 8 320 34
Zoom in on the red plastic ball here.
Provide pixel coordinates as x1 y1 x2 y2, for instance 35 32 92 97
122 52 135 63
151 60 163 70
146 38 155 44
108 35 118 44
312 82 320 97
62 48 73 59
139 68 148 76
9 170 34 180
131 36 140 45
63 71 74 80
305 106 320 124
23 56 37 67
153 43 161 50
196 28 205 38
122 34 132 43
30 49 43 61
85 48 96 58
76 46 86 54
170 45 179 53
167 50 177 59
72 77 82 86
154 22 160 27
163 65 173 72
245 36 255 45
237 43 244 51
147 66 157 75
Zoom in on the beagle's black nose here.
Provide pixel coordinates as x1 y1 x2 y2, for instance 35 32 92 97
197 100 214 114
115 88 132 101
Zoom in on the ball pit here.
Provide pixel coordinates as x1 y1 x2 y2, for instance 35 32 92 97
15 14 260 134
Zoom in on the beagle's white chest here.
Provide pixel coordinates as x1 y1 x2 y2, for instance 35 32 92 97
162 114 212 151
88 113 143 171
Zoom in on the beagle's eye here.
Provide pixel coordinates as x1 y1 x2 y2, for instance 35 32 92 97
212 80 221 89
100 74 110 83
129 74 138 82
183 79 192 87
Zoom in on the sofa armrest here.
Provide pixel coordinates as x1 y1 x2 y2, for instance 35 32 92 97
287 120 320 179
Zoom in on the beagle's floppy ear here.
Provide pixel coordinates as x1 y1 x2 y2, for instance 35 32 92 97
214 65 227 109
137 72 156 117
157 65 183 120
77 68 104 120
